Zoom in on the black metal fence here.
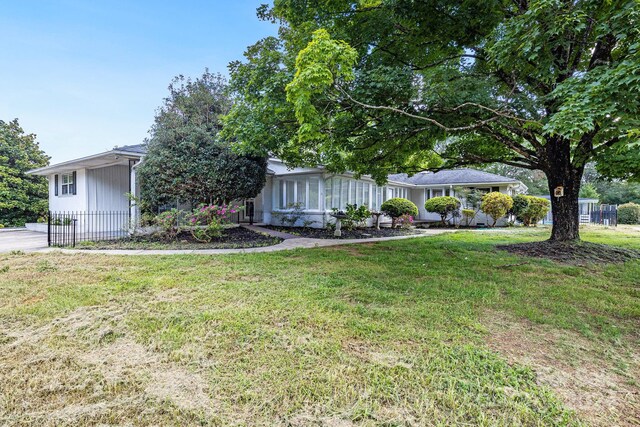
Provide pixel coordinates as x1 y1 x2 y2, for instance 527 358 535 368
590 205 618 226
48 211 132 247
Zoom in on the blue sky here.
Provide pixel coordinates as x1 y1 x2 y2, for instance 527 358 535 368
0 0 277 163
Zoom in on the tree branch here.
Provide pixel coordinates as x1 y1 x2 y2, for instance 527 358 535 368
337 87 510 132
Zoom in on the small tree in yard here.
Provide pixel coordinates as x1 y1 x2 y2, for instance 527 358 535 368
380 198 418 228
455 187 483 225
425 196 461 226
138 71 267 212
618 203 640 224
481 192 513 227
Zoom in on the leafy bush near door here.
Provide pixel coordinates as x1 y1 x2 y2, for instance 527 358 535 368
334 204 371 230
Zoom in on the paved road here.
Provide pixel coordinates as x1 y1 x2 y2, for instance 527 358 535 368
0 229 48 253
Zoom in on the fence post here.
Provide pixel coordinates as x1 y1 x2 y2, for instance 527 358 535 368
47 211 51 247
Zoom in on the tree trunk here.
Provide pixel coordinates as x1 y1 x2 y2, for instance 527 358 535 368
544 138 584 242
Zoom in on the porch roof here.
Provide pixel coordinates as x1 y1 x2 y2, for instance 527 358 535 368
27 145 144 176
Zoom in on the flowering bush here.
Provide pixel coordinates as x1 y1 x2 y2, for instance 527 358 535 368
155 209 182 239
190 203 243 226
187 203 243 242
396 214 414 229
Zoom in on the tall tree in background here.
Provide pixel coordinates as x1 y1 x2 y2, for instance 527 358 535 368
138 71 267 211
0 119 49 226
225 0 640 242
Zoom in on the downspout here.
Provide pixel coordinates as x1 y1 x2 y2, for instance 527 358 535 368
130 157 143 227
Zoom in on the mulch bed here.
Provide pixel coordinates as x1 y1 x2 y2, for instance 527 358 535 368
497 240 640 265
78 226 282 250
264 225 422 240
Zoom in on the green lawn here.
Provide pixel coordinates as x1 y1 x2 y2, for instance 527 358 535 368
0 226 638 426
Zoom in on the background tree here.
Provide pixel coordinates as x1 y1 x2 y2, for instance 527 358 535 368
225 0 640 242
579 183 600 200
0 119 49 226
138 71 267 211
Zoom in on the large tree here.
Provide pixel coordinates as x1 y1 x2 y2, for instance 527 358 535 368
0 119 49 226
225 0 640 241
138 71 267 211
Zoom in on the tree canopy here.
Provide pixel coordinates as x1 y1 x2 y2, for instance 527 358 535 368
138 71 267 211
0 119 49 226
225 0 640 241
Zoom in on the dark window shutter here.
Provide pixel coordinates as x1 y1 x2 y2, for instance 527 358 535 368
54 175 59 196
72 171 77 195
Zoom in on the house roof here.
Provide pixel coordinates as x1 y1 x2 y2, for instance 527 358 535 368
114 144 147 154
387 169 521 186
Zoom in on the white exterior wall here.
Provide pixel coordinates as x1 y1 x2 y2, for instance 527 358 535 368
48 169 88 212
270 172 328 228
87 165 130 212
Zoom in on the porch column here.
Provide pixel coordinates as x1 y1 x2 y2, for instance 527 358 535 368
263 176 273 225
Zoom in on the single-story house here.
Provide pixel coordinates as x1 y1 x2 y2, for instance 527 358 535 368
27 144 526 230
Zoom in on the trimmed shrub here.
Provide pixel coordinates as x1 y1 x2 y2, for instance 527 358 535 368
381 198 419 228
522 196 550 226
618 203 640 224
511 194 530 219
481 192 514 226
461 209 476 226
424 196 461 226
512 195 550 226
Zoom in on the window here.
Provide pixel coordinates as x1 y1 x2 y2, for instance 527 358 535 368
492 186 500 192
325 177 382 210
308 178 319 209
277 177 321 210
61 172 75 195
363 183 370 208
432 189 444 198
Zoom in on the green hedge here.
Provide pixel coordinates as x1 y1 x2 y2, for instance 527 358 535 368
618 203 640 224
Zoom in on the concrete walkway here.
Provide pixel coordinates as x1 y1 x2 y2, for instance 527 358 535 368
0 229 48 253
34 226 454 256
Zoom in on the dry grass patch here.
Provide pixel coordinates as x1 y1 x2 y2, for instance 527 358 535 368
483 311 640 427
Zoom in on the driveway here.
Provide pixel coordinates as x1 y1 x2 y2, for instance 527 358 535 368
0 229 48 253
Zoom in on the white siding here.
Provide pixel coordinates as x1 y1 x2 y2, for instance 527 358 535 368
87 165 130 212
48 169 88 212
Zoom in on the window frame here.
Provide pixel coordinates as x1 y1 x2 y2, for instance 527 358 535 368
60 172 75 196
276 176 322 211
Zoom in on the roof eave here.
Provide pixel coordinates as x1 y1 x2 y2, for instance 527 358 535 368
27 150 144 176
